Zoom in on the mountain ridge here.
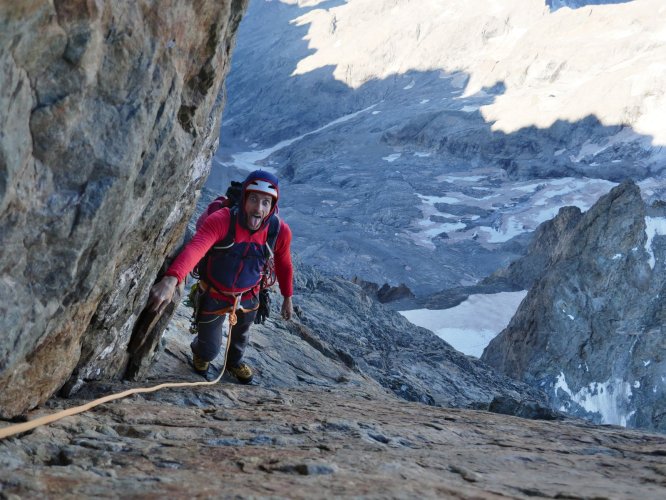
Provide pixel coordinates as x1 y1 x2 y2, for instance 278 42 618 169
482 180 666 431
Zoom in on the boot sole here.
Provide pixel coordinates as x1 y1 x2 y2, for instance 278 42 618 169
189 359 221 382
226 370 253 384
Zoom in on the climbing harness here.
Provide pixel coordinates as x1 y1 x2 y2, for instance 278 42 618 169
0 294 242 441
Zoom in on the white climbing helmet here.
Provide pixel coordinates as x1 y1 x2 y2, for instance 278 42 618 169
243 170 279 202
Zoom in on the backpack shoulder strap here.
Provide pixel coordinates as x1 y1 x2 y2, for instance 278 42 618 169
212 207 238 251
266 214 281 251
260 215 281 288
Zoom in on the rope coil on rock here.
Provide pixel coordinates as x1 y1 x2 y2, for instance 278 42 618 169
0 294 241 441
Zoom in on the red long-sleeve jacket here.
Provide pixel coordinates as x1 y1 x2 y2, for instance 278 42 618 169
165 208 293 301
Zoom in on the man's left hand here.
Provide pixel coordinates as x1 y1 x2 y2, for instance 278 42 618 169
281 296 293 321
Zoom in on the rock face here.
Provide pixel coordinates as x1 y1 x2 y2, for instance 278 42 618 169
3 393 666 500
0 0 248 418
482 181 666 432
483 205 585 290
351 277 415 304
285 261 552 413
1 308 665 498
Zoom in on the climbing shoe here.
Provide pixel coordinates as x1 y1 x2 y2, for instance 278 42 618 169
227 363 254 384
190 353 221 382
192 353 210 375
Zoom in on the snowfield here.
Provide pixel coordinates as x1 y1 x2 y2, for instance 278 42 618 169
290 0 666 146
399 291 528 358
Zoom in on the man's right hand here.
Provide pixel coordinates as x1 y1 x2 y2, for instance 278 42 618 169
148 276 179 314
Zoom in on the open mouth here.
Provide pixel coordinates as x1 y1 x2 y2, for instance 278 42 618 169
248 214 263 229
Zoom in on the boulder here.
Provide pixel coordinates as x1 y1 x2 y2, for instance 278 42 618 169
351 277 415 304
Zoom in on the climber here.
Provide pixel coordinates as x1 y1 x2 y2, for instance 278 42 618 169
147 170 294 384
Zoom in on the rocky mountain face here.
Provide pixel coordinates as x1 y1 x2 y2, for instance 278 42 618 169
482 181 666 432
285 261 553 414
483 206 585 290
0 0 249 418
2 3 666 496
211 0 666 296
3 381 666 498
2 268 666 498
191 189 553 416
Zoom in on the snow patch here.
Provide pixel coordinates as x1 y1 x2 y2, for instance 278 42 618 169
554 372 634 426
418 194 462 205
231 104 378 172
399 291 528 357
418 219 466 237
382 153 401 162
644 216 666 269
477 218 525 243
411 194 465 248
436 174 487 183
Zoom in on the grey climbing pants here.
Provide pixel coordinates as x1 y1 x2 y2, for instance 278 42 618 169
190 292 258 368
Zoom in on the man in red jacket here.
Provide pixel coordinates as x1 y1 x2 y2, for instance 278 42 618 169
148 170 293 383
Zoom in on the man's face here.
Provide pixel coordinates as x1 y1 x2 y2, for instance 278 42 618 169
244 191 274 230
